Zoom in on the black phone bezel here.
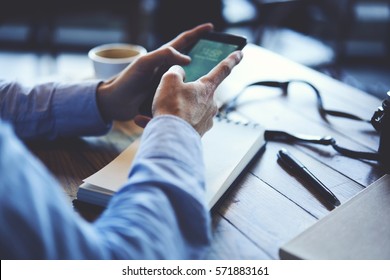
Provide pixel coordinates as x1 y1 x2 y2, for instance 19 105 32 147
202 31 247 49
185 31 247 54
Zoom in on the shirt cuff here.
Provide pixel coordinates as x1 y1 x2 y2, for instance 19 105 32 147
141 115 202 164
136 115 205 200
52 80 111 137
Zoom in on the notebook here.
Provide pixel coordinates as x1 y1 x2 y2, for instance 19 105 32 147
77 117 266 210
279 174 390 260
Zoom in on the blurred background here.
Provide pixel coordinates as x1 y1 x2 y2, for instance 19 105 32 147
0 0 389 98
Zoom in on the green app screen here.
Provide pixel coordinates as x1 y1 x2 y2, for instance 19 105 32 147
183 39 238 82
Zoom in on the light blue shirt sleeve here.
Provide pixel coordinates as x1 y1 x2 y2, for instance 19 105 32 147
0 111 210 258
0 80 110 140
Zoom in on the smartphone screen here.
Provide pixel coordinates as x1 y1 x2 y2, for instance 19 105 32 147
183 39 241 82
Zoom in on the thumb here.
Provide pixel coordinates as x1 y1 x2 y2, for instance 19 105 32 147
134 114 152 128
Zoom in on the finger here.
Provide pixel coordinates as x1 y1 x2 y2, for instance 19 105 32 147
162 65 186 83
167 23 214 51
134 115 152 128
200 51 243 92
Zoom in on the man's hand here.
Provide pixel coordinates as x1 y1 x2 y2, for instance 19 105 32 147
151 51 243 136
96 23 214 122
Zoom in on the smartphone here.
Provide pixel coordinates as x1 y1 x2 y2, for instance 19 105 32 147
139 32 246 116
182 32 247 82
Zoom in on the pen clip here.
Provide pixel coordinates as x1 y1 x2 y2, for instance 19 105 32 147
277 148 304 170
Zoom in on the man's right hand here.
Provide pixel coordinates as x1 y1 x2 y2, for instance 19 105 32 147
150 51 243 136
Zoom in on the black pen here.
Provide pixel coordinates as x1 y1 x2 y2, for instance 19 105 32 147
277 148 341 207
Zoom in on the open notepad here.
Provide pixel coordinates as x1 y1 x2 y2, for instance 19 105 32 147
77 117 266 210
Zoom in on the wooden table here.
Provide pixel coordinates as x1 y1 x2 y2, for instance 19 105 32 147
23 44 386 259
